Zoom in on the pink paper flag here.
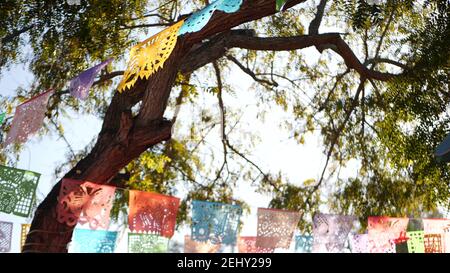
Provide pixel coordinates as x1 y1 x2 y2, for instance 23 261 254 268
184 235 221 253
56 179 116 230
255 208 301 249
238 236 274 253
5 89 53 146
312 213 355 253
367 216 409 253
349 234 369 253
422 218 450 253
69 58 113 100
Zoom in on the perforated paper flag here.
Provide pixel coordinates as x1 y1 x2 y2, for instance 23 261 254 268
349 234 368 253
0 221 13 253
179 0 243 35
56 179 116 229
128 190 180 237
118 20 184 92
4 89 53 146
238 236 274 253
423 218 450 253
184 235 221 253
256 208 301 249
295 235 313 253
423 233 444 253
69 58 113 100
367 216 409 253
312 213 355 253
0 165 40 217
406 231 425 253
20 224 30 251
128 233 169 253
70 229 117 253
191 200 242 245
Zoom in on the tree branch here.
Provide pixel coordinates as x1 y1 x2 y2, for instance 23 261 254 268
1 25 34 44
181 32 401 81
226 54 278 87
308 0 328 35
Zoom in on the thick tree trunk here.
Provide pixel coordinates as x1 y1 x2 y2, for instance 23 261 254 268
23 0 307 253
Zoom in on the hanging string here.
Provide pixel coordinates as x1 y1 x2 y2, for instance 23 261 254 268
25 145 32 170
22 242 69 252
27 228 74 236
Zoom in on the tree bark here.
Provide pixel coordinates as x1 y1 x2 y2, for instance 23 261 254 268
23 0 307 253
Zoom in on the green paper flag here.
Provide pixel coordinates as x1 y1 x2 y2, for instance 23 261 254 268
128 233 169 253
406 231 425 253
276 0 288 11
0 113 5 125
0 165 40 217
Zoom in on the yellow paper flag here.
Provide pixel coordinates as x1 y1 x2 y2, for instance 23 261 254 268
118 20 184 92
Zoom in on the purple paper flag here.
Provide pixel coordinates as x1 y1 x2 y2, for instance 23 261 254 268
69 58 113 100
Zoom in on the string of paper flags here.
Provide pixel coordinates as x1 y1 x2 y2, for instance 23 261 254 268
2 174 450 253
0 0 247 147
2 0 450 254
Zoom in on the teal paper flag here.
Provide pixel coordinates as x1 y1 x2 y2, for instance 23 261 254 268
179 0 243 35
70 229 118 253
0 113 5 125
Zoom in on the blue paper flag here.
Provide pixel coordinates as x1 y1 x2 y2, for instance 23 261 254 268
295 235 313 253
191 200 242 245
219 0 243 13
179 0 243 35
70 229 118 253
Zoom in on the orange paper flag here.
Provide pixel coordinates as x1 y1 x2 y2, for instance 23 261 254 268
128 190 180 238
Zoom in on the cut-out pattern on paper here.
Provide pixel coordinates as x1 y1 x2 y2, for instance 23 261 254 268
191 200 242 245
255 208 301 249
406 231 425 253
295 235 313 253
312 213 355 253
69 58 113 100
56 179 116 230
70 229 117 253
20 224 31 251
422 218 450 252
0 221 13 253
128 190 180 238
128 233 169 253
367 216 409 253
5 89 53 146
0 165 40 217
184 235 221 253
349 234 368 253
118 20 184 92
424 234 443 253
179 0 243 35
238 237 274 253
